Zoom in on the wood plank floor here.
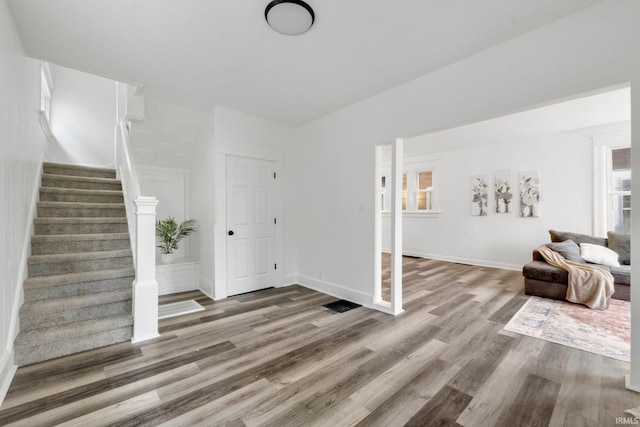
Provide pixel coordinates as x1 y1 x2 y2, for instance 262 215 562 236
1 256 639 426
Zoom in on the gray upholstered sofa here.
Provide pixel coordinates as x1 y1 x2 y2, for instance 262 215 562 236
523 230 631 302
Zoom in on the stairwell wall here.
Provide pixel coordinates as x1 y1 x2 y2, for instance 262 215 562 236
47 64 117 168
0 0 48 403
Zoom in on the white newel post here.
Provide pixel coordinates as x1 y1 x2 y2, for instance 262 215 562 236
131 196 160 343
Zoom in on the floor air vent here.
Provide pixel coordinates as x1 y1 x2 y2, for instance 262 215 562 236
323 300 362 313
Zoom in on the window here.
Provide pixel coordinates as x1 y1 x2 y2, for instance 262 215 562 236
610 147 631 233
402 173 407 210
381 158 440 216
381 176 386 210
39 62 54 139
416 171 433 211
593 131 631 236
40 63 52 121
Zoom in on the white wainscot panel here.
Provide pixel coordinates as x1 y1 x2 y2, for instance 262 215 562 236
156 261 200 296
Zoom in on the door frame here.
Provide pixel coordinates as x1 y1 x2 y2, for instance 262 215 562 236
213 153 283 300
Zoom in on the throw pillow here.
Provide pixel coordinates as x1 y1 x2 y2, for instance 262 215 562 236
549 230 607 246
546 240 584 263
607 231 631 265
580 243 620 267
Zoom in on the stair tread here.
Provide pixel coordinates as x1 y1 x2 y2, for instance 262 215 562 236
28 249 132 264
15 315 133 346
40 187 123 196
21 289 132 314
15 327 132 366
31 233 130 242
37 201 125 209
24 268 135 288
42 173 121 184
35 217 128 224
43 162 115 173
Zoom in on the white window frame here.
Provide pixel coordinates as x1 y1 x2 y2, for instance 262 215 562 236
381 156 441 217
593 129 631 237
415 169 434 212
39 62 54 139
380 176 387 212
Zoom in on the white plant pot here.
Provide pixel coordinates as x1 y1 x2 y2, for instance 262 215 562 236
161 253 175 264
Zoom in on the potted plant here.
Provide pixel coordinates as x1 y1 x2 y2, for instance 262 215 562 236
156 217 196 263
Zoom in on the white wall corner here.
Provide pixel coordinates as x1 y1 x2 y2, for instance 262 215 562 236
198 279 215 300
213 222 228 301
277 275 299 288
213 153 228 301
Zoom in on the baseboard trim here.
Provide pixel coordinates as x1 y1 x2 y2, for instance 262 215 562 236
296 275 374 310
0 350 17 406
274 275 298 288
381 249 521 271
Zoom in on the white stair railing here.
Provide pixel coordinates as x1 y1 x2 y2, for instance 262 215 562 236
115 118 160 343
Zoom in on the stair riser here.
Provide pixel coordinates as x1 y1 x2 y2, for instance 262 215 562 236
43 165 116 179
29 256 133 277
42 177 122 191
24 277 133 302
37 206 126 218
40 192 124 204
31 239 131 255
35 222 129 235
15 326 133 366
20 301 132 331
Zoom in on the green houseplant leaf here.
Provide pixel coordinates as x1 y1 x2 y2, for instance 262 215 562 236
156 217 196 254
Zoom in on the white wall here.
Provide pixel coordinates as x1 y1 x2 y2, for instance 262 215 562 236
129 98 204 169
293 0 640 305
382 132 595 269
190 106 294 299
48 65 116 168
138 166 191 261
190 109 216 297
0 0 48 402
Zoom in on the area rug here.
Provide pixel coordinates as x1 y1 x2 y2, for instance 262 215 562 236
158 300 205 319
504 296 630 362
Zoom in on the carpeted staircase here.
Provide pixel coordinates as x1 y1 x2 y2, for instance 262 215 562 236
14 162 135 366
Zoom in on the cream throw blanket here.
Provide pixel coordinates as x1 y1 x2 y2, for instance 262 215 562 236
537 246 614 310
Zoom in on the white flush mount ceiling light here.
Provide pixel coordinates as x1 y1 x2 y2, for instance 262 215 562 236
265 0 315 36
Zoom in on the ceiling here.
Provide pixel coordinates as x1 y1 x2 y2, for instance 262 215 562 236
404 87 630 155
8 0 603 126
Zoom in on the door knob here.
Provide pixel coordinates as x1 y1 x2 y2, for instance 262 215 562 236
228 230 234 236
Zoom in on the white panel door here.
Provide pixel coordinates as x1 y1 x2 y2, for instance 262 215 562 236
227 156 276 296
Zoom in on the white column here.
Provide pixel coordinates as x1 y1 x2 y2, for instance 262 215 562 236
131 196 160 343
390 138 404 315
373 145 383 305
627 84 640 392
